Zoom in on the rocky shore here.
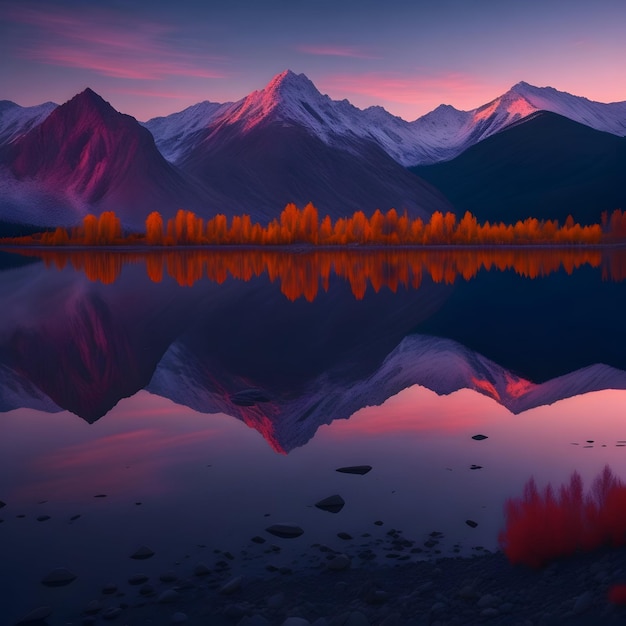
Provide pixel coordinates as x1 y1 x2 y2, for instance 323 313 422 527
16 543 626 626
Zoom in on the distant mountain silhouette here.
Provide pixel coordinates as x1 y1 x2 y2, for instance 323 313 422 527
411 111 626 225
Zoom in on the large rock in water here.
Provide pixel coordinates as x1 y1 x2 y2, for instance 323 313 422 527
265 524 304 538
41 568 76 587
16 606 52 624
336 465 372 475
315 494 345 513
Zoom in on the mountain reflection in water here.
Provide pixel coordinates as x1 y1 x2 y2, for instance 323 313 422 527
1 247 626 452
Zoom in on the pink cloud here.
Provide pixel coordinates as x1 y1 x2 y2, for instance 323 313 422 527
297 44 380 59
317 71 489 107
8 6 227 81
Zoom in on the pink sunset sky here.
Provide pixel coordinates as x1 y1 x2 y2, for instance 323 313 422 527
1 0 625 121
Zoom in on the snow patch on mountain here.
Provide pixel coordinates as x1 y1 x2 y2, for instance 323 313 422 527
143 100 233 162
0 100 57 148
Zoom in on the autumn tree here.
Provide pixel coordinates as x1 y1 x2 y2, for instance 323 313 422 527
145 212 164 245
96 211 122 244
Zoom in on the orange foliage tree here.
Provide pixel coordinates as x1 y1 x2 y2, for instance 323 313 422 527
1 204 622 248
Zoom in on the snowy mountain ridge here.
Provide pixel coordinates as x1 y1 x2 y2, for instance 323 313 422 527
144 71 626 166
3 72 625 169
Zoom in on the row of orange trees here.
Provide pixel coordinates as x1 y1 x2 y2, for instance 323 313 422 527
6 204 626 246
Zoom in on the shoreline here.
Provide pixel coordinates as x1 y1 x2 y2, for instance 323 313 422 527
13 543 626 625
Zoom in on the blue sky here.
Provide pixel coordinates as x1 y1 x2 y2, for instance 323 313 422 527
1 0 625 121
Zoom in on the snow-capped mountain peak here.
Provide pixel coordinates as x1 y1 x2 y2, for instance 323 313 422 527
222 69 333 132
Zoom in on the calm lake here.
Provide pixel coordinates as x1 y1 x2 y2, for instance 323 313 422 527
1 246 626 624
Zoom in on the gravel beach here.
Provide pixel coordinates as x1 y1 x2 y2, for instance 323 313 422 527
15 544 626 626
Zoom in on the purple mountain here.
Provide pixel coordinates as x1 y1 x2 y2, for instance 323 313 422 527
1 89 220 229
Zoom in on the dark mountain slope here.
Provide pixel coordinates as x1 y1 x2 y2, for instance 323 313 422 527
178 119 451 221
412 111 626 225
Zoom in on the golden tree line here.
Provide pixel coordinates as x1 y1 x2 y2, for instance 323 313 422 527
6 204 626 247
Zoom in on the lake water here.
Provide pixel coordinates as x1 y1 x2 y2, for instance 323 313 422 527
2 246 626 624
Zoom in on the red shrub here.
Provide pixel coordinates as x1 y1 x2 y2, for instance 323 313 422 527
498 465 626 568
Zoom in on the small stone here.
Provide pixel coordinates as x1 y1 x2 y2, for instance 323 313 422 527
266 524 304 538
465 520 478 528
139 584 155 596
251 536 266 544
238 616 271 626
130 546 154 560
344 612 370 626
94 494 107 498
193 562 211 577
128 574 149 585
159 571 178 583
84 600 102 615
0 500 5 509
431 601 446 613
573 590 593 614
337 532 352 540
41 568 76 587
70 514 81 521
365 589 389 605
16 606 52 624
102 583 117 594
315 495 345 513
336 465 372 475
102 607 122 620
458 585 476 600
374 520 383 526
36 515 50 522
157 589 181 604
267 592 285 608
471 434 488 441
327 554 351 571
220 576 242 594
171 613 189 624
224 604 246 619
477 594 499 608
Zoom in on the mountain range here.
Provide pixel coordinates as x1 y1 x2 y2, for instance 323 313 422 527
0 70 625 230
